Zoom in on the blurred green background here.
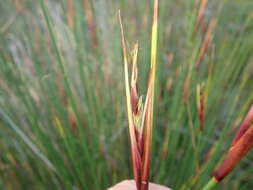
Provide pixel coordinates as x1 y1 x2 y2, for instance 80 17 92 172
0 0 253 189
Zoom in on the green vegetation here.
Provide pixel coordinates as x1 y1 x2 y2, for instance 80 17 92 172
0 0 253 189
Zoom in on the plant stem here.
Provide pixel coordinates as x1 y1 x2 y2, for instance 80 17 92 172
202 178 218 190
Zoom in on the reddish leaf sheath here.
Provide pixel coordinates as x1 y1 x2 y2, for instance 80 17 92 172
232 105 253 146
213 124 253 181
212 104 253 182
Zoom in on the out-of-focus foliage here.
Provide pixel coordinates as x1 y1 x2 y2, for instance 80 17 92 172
0 0 253 189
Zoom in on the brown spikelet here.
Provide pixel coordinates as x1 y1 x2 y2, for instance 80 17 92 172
83 0 97 49
196 18 217 69
131 44 139 116
56 81 77 134
67 0 75 29
68 109 77 133
196 84 206 131
183 76 190 104
119 0 158 190
194 0 208 34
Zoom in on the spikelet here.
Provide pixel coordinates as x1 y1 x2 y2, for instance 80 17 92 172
118 0 158 189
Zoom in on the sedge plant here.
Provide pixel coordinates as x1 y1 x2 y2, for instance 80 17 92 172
118 0 158 189
0 0 253 190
